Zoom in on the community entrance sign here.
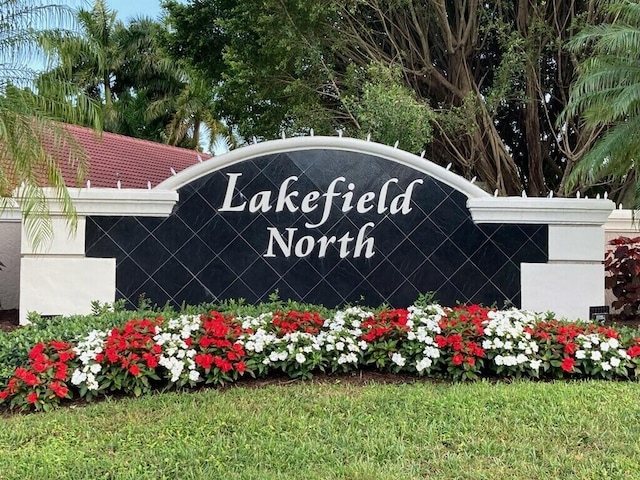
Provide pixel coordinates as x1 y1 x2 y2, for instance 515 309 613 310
85 137 547 308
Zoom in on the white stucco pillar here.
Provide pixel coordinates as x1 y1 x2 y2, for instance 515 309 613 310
468 197 614 321
17 188 178 324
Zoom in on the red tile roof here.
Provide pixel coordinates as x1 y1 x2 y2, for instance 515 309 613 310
57 124 212 189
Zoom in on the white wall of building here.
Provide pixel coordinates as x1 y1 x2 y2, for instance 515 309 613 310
0 220 21 310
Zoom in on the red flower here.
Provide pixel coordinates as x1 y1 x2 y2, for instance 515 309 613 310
58 351 74 362
128 364 141 376
54 364 68 380
564 343 578 355
32 361 48 373
143 353 159 369
28 343 45 360
227 351 239 361
466 357 476 366
561 357 575 373
195 353 214 370
26 392 38 404
236 362 246 374
628 345 640 358
49 341 70 351
49 382 68 398
452 354 464 366
24 372 40 387
0 390 8 400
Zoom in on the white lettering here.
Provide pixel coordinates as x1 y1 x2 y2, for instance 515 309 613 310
317 235 337 257
275 176 299 212
342 183 356 213
264 227 296 257
294 236 315 257
219 173 246 211
336 231 354 258
305 177 345 228
263 227 376 259
301 191 320 213
378 178 399 214
249 191 272 213
356 191 376 213
354 222 375 258
390 179 424 214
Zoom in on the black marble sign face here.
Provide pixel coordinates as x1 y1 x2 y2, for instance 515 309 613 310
86 149 548 308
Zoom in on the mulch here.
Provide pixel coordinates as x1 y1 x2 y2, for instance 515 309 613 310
0 310 18 333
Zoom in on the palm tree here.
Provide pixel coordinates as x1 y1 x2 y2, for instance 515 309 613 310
147 70 234 151
0 0 100 249
564 0 640 206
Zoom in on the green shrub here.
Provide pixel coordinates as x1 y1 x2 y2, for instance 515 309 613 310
0 301 177 386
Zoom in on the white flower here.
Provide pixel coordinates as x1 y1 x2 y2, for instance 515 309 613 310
516 354 528 364
601 362 612 371
416 357 432 372
610 357 621 368
600 342 610 352
391 352 406 367
295 353 306 364
71 370 87 385
575 350 586 359
529 360 541 370
591 351 602 361
189 370 201 382
608 338 620 349
423 346 440 358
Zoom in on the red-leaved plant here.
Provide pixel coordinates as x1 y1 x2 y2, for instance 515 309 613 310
605 236 640 320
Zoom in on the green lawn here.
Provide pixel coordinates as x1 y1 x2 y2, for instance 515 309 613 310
1 379 639 479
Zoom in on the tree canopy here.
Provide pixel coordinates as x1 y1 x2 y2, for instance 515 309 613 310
162 0 627 199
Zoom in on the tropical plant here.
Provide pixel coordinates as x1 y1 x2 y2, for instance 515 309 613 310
564 0 640 207
146 68 235 151
0 0 100 250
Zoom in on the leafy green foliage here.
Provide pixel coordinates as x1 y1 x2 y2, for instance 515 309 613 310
564 1 640 205
343 65 433 152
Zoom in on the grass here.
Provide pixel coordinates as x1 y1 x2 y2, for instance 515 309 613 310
1 379 640 479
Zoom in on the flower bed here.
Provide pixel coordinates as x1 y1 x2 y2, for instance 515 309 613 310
2 302 639 412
